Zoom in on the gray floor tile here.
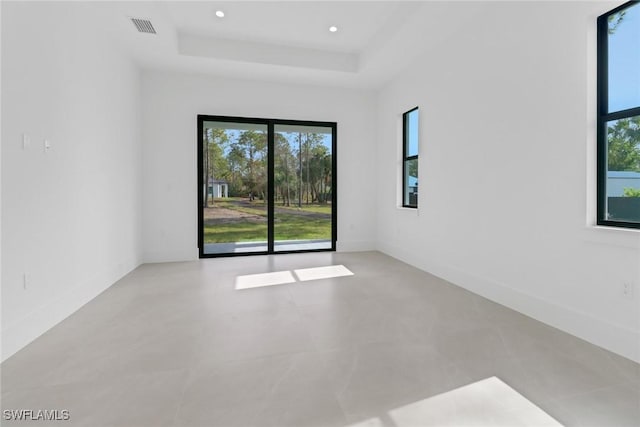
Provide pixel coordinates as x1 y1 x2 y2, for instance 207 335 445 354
2 251 638 426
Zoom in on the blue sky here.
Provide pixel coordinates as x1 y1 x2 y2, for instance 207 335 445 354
407 109 419 157
608 2 640 112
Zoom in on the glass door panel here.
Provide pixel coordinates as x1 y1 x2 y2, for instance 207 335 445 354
273 124 333 252
201 121 269 255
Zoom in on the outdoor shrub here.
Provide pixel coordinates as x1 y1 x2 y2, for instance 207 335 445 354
623 187 640 197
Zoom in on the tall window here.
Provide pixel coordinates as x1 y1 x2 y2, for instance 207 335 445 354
403 107 419 208
597 1 640 228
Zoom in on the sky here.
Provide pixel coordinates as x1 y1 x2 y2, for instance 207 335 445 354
608 2 640 113
407 109 419 157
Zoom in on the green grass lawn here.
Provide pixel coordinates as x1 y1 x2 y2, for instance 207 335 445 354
204 199 332 243
210 198 331 215
204 222 268 243
204 215 330 243
205 214 330 243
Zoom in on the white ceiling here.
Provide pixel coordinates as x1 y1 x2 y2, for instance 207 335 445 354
163 1 404 53
101 1 487 89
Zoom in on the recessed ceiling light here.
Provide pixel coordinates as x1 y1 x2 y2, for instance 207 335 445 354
215 10 225 18
329 26 338 33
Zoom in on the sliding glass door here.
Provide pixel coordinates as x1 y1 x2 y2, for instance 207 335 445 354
273 124 334 252
199 120 269 255
198 116 336 257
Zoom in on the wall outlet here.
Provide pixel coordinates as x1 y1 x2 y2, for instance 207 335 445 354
622 282 635 299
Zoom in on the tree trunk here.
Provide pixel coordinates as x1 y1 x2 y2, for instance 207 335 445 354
298 133 302 208
203 129 210 208
305 134 310 205
286 172 291 207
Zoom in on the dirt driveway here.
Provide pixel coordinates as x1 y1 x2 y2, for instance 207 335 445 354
203 199 330 225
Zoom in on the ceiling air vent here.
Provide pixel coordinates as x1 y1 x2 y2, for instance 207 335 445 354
131 18 156 34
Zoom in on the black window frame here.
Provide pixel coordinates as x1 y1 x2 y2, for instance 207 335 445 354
597 1 640 229
402 107 419 208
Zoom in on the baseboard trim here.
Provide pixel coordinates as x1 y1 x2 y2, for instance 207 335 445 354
337 240 375 252
142 248 198 264
142 244 376 261
376 241 640 363
1 257 140 363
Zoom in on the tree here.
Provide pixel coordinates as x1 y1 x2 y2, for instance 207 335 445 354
300 133 325 204
275 133 296 206
319 151 332 203
226 144 245 196
203 127 229 207
297 133 303 207
308 144 328 203
608 117 640 172
608 10 627 34
236 130 267 199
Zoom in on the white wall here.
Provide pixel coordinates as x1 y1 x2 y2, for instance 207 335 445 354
1 2 142 361
376 1 640 362
141 71 376 262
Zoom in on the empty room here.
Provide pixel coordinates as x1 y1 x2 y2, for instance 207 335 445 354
1 1 639 426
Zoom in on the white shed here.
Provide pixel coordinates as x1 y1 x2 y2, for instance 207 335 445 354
208 179 229 198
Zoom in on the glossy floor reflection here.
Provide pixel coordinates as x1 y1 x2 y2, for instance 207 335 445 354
1 252 639 426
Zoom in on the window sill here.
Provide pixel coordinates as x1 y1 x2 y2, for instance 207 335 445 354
397 206 419 213
581 224 640 249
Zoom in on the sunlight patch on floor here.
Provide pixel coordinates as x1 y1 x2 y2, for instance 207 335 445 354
294 264 354 282
234 270 296 289
234 265 354 290
347 377 562 427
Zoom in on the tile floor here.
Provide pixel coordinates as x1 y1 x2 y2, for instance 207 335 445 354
1 251 638 426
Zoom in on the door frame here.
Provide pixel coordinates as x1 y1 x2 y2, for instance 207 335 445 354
197 114 337 258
